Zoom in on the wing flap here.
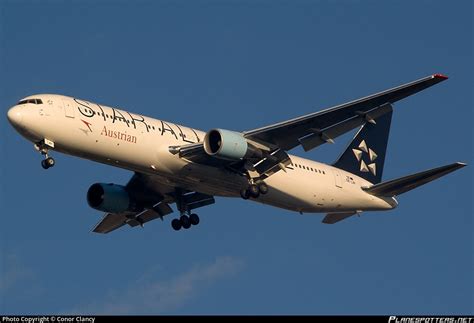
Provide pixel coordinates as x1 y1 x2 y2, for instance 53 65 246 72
298 103 393 152
363 162 466 197
169 143 238 167
182 192 215 211
253 148 291 178
126 210 158 228
152 201 174 217
127 202 174 228
170 143 291 179
92 213 128 234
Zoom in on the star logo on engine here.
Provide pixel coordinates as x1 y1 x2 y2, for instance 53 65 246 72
352 140 377 176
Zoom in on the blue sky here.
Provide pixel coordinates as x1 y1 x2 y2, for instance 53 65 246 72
1 0 472 315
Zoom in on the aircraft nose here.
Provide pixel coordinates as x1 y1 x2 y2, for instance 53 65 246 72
7 105 23 127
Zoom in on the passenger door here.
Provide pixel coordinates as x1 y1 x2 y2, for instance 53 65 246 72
331 169 343 188
62 99 74 118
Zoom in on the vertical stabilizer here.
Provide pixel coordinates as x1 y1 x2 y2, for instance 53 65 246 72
333 105 393 183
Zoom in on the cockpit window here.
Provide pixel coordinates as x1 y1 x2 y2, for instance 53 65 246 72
18 98 43 105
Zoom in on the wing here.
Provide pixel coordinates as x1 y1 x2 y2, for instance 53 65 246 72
170 74 448 179
92 172 214 234
244 74 448 151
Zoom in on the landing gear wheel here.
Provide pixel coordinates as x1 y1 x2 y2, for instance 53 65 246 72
248 184 260 198
189 213 200 225
171 219 182 231
41 160 48 169
240 188 250 200
45 157 55 168
258 182 268 195
180 215 191 229
41 157 55 169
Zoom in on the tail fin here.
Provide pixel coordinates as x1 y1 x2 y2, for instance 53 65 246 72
363 162 466 197
333 104 393 183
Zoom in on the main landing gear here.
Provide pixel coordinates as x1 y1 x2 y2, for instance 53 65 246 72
35 139 56 170
170 188 202 231
171 213 200 231
240 181 268 199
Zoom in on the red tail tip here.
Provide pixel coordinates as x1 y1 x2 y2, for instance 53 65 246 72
433 73 448 80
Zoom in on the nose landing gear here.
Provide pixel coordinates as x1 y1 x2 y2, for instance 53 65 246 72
41 157 55 169
35 139 56 170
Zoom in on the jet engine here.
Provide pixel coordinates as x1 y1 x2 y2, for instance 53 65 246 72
203 129 262 160
87 183 135 213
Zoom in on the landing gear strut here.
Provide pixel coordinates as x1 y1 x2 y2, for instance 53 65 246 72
240 181 268 199
35 139 55 170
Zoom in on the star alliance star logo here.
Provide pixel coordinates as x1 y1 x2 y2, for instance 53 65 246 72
352 140 377 176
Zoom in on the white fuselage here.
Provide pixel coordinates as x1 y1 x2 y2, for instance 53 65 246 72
8 94 397 214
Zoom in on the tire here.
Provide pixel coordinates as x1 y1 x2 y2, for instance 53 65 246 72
248 184 260 198
46 157 55 167
41 160 49 169
189 213 200 225
258 182 268 195
240 188 250 200
171 219 182 231
180 215 191 229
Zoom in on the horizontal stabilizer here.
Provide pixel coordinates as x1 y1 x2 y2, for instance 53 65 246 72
363 162 466 197
322 212 357 224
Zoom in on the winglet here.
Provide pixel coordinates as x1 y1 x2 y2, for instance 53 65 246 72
433 73 448 80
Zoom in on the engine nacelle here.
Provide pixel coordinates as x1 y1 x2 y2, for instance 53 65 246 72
87 183 132 213
204 129 261 161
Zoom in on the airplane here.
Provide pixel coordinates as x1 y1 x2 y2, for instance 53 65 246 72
6 74 467 233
